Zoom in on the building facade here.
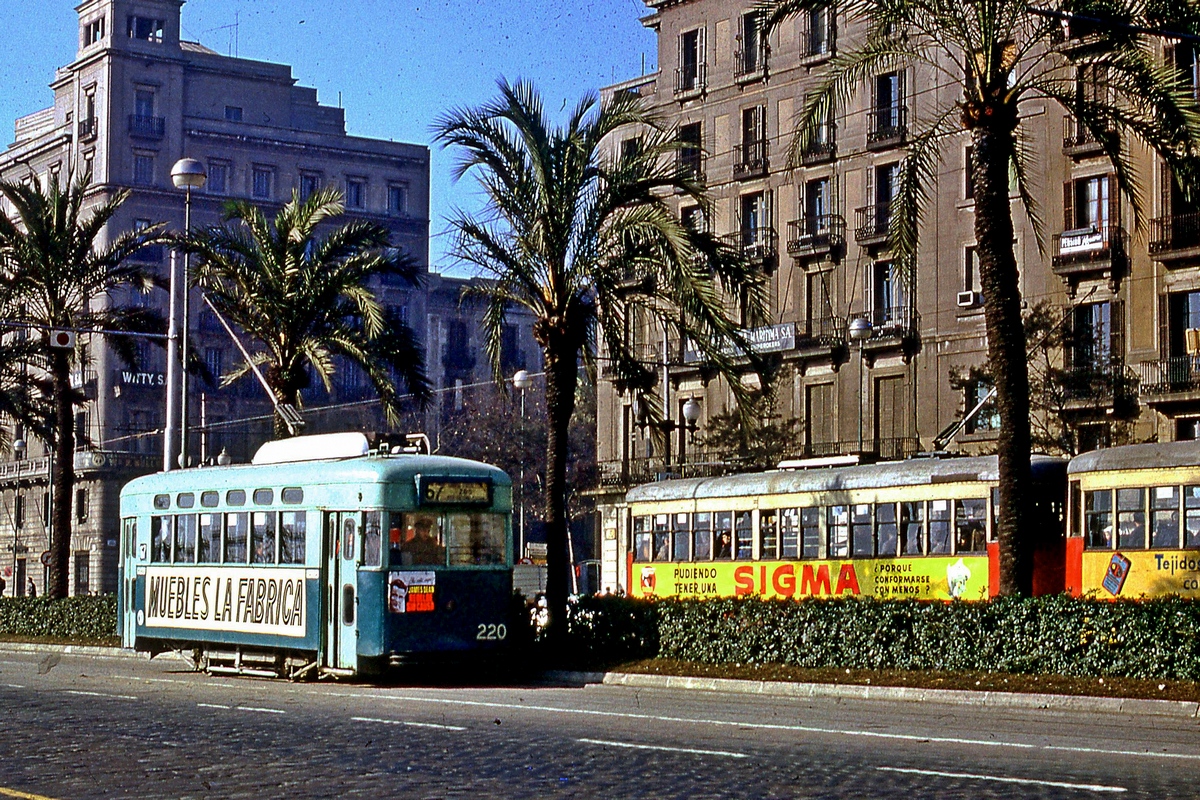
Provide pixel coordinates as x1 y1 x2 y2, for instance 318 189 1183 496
0 0 537 596
592 0 1200 592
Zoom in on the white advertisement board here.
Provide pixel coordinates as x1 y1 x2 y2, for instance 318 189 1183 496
142 566 308 638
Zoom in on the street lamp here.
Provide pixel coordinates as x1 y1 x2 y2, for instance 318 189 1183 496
681 397 702 462
512 369 532 561
170 158 206 470
848 316 874 454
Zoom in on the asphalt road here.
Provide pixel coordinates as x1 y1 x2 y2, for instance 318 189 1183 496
0 649 1198 799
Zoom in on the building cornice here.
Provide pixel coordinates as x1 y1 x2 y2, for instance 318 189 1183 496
183 127 428 169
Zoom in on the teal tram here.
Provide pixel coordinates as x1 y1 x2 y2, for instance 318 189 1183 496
118 433 514 678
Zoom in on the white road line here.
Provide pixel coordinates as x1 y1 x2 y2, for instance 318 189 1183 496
3 684 25 689
139 678 189 685
877 766 1128 793
578 737 747 759
65 690 137 701
320 691 1200 763
352 716 466 731
197 703 231 710
235 706 285 715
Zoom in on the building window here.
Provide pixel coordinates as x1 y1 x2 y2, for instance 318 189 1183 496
207 161 229 195
735 105 768 176
14 494 24 529
83 151 95 179
1072 301 1114 369
872 260 899 324
127 16 164 42
205 348 224 387
346 178 365 209
133 153 155 186
252 166 274 199
76 488 88 522
963 246 981 294
964 145 975 199
804 176 832 222
224 105 243 122
134 89 155 119
678 122 702 179
74 552 90 596
84 16 105 46
964 380 999 433
804 5 834 57
299 172 321 200
1065 174 1112 231
870 71 907 143
681 205 706 233
676 27 706 94
735 10 766 78
387 183 408 216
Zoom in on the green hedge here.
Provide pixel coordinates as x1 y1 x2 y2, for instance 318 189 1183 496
0 596 118 641
561 594 1200 681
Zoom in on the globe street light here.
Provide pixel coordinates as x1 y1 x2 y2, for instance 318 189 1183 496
848 316 874 454
512 369 533 561
171 158 206 469
681 396 702 462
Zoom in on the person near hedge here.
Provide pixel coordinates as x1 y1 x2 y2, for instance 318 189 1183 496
0 575 5 596
26 579 35 598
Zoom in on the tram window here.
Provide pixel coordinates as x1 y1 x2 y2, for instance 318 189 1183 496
1186 487 1200 548
252 511 277 563
801 508 820 558
224 512 249 563
363 511 382 567
177 493 195 509
174 514 197 563
198 513 220 562
673 513 691 561
827 506 849 558
153 494 170 510
446 512 506 565
693 512 712 560
200 491 219 508
875 503 898 557
760 510 778 560
633 516 652 562
1116 488 1147 549
1084 490 1113 549
955 499 987 554
1152 487 1181 549
651 515 669 560
151 516 172 562
851 505 873 557
396 514 446 566
1069 482 1082 537
342 516 358 561
929 501 951 554
280 511 307 563
226 489 246 507
734 511 753 560
991 488 1000 542
253 488 274 506
715 512 734 559
780 509 799 559
900 502 924 555
281 487 304 505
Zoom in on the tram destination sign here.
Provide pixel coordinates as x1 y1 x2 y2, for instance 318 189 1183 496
141 566 307 638
417 476 493 506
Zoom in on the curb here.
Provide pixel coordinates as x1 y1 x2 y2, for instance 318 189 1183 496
542 670 1200 719
0 642 145 660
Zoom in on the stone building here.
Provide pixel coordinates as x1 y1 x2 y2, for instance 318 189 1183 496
0 0 537 596
591 0 1200 591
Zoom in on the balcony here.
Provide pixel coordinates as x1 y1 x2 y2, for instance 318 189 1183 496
801 20 834 61
674 64 707 99
867 105 907 150
128 114 165 140
1051 225 1126 282
1062 363 1138 409
790 437 920 462
1062 116 1111 158
675 149 704 183
723 226 778 268
77 118 98 142
733 139 769 179
800 124 836 165
1149 213 1200 262
786 214 845 260
861 305 921 344
734 44 768 83
855 204 891 247
1137 357 1200 405
598 452 751 488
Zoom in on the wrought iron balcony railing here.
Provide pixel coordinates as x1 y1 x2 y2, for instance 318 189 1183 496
867 104 907 149
797 315 847 347
77 118 98 141
1062 116 1112 155
674 64 707 97
734 43 768 80
854 204 891 244
800 124 836 164
1051 224 1125 269
1136 357 1200 396
860 305 920 340
1149 213 1200 257
733 138 769 179
787 214 846 257
723 226 778 264
128 114 165 139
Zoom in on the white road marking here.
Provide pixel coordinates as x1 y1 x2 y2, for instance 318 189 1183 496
65 690 137 701
3 684 25 689
352 716 466 731
236 706 285 715
320 691 1200 763
197 703 231 710
877 766 1127 793
579 737 747 759
139 678 189 685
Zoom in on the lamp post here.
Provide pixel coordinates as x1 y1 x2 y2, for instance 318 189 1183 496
848 316 873 454
170 158 206 469
512 369 532 561
11 439 24 585
681 397 702 464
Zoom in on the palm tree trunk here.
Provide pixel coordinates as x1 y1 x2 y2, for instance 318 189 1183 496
49 349 74 599
541 340 579 647
971 122 1034 596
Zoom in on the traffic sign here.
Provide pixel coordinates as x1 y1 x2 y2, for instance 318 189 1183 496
40 550 51 567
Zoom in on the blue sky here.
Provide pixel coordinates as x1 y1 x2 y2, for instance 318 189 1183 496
0 0 659 274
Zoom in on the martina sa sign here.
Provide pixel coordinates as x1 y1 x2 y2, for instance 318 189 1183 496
142 566 307 637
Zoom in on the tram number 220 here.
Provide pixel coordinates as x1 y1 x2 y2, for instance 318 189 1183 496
476 623 508 641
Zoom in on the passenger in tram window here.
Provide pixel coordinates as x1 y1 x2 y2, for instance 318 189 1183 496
716 531 732 559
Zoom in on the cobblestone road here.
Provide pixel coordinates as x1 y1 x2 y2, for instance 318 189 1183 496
0 650 1197 798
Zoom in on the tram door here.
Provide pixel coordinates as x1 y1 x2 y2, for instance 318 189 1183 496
323 512 359 671
119 518 138 649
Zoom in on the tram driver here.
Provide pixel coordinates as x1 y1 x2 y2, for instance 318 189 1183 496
396 516 446 566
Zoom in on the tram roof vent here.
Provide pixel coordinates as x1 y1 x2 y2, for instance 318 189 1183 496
251 432 371 465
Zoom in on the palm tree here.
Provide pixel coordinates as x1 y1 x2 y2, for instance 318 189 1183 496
0 173 165 598
181 187 430 438
763 0 1200 594
436 80 766 640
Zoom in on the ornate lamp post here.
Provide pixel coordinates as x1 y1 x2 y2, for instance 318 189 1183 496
512 369 533 561
848 316 873 454
170 158 207 469
681 397 702 463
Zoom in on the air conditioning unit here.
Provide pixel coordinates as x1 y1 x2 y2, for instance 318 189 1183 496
957 291 982 308
1186 328 1200 355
